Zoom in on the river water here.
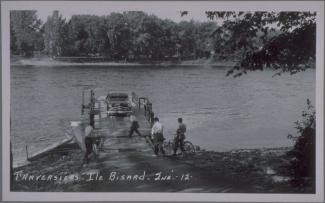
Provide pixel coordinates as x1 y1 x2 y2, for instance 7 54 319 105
11 65 315 165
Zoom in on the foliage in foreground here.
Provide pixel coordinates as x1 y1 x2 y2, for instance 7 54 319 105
287 99 315 190
205 11 316 76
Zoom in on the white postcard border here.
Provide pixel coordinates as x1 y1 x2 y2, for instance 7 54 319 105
1 1 324 202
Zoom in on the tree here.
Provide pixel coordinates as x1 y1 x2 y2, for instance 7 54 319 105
10 10 44 56
178 20 198 59
43 11 67 57
135 14 166 60
106 13 133 60
287 99 315 190
10 21 18 54
205 11 316 77
195 22 217 58
123 11 147 60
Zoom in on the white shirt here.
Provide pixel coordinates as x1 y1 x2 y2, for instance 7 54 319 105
151 122 163 135
85 125 93 137
130 115 137 122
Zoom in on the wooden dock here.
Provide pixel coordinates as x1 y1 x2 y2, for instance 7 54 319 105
71 91 155 154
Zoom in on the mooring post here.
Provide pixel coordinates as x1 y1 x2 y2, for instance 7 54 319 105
144 103 147 116
147 102 152 121
90 110 95 128
89 90 95 128
81 90 85 115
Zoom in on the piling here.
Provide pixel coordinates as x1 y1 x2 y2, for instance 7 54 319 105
89 90 95 128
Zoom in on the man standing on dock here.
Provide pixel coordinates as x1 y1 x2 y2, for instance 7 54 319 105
129 114 142 137
82 125 94 165
151 117 165 156
173 118 186 156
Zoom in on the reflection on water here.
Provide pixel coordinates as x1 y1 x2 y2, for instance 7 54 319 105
11 65 315 164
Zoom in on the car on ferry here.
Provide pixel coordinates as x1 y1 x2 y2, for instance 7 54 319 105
106 91 133 116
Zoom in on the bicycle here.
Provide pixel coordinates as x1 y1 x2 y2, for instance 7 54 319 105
163 137 196 156
91 135 105 155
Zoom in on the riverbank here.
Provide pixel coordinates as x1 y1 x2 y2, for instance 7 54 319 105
10 55 237 67
11 143 314 193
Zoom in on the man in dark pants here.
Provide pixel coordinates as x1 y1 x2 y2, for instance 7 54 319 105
173 118 186 156
151 117 165 156
82 125 94 165
129 114 142 137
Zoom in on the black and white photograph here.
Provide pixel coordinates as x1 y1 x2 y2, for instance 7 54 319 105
1 1 324 202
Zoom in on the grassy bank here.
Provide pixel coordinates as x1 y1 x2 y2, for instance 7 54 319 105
11 143 314 193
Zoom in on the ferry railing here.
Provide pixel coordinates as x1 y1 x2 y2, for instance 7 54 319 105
138 97 155 127
131 92 138 104
81 89 101 128
84 90 155 127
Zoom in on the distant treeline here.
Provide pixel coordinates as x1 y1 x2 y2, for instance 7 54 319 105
11 10 313 72
10 11 219 61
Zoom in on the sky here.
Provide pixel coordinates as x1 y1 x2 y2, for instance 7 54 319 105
36 8 212 23
9 0 321 24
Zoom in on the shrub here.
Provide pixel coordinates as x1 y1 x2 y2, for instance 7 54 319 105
287 99 315 190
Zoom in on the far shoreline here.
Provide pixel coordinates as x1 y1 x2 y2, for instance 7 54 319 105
10 55 238 67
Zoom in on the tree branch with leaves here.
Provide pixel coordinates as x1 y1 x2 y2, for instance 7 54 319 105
204 11 316 77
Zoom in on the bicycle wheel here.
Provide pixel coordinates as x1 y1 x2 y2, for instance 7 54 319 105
183 141 195 154
163 141 174 155
92 144 98 155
